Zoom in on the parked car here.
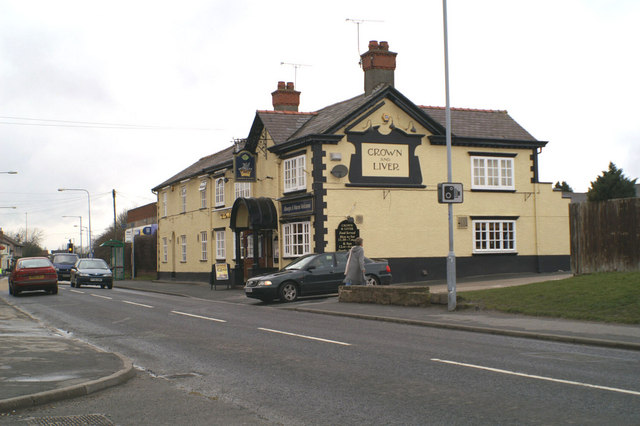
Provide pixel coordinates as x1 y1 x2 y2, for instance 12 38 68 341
9 257 58 296
245 251 392 303
51 253 80 281
70 258 113 289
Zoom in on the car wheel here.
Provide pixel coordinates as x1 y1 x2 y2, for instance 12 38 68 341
101 285 105 289
76 282 81 288
8 282 13 295
51 286 58 295
279 281 298 302
365 274 380 286
107 284 113 289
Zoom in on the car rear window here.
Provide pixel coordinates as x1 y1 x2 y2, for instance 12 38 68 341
53 254 79 264
20 259 52 268
78 259 109 269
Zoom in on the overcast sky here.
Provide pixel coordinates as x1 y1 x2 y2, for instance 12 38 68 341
1 0 638 252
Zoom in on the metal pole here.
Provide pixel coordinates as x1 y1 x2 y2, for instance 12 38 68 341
86 191 92 258
79 216 83 256
64 216 83 256
112 189 117 241
443 0 457 311
59 189 92 258
132 236 136 279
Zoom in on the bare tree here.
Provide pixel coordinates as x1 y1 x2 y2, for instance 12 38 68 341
7 227 46 257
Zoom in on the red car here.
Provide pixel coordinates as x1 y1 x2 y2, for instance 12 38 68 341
9 257 59 296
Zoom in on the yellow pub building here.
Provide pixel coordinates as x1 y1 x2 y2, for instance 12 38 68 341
152 41 570 285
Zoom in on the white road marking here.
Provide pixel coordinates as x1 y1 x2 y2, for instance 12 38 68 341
258 327 351 346
171 310 226 323
431 358 640 397
122 300 154 309
69 289 85 294
91 294 112 300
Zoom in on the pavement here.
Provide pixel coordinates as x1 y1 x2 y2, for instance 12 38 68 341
1 272 639 414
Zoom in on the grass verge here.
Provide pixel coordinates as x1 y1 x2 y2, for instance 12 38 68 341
458 271 640 324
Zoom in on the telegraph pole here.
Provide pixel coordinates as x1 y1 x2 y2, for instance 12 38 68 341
112 189 117 241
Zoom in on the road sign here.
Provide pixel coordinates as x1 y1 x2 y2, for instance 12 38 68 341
438 183 463 203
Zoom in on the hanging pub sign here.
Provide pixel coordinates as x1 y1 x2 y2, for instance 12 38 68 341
335 219 359 251
234 150 256 182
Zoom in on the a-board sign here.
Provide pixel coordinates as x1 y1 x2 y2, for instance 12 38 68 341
214 263 229 280
335 220 359 251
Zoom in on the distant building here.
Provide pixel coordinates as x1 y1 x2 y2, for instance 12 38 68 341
153 40 570 284
0 228 23 271
127 203 157 230
125 203 157 276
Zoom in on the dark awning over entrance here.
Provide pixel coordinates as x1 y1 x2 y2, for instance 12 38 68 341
230 197 278 231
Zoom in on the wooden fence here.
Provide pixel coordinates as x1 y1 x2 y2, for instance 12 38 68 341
570 198 640 274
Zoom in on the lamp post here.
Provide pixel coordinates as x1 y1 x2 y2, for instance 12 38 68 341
442 0 457 311
63 216 83 256
58 188 92 258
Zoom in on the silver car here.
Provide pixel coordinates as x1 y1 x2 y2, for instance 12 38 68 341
70 258 114 289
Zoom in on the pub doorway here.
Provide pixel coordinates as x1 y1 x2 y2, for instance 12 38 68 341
230 197 279 285
240 230 275 279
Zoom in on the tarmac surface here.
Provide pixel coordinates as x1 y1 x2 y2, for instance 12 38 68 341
1 272 639 414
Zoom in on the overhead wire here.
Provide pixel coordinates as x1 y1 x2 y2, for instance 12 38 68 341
0 115 219 131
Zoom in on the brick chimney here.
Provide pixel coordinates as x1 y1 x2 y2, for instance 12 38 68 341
360 40 397 96
271 81 300 112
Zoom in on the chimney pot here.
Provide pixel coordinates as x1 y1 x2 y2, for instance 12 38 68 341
361 40 397 95
272 81 300 112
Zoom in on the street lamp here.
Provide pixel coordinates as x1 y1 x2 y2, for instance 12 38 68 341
63 215 83 256
58 188 92 258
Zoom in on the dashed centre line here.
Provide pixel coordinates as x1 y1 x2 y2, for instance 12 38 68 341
91 294 112 300
122 300 154 309
171 310 226 323
431 358 640 397
258 327 351 346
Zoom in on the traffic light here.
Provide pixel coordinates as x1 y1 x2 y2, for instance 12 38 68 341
67 241 74 253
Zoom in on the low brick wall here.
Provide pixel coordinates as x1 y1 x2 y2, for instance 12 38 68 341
338 285 431 307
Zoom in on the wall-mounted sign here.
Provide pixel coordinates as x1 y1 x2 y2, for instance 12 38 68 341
234 150 256 182
281 198 313 216
335 220 359 251
142 224 158 235
361 143 409 177
347 126 424 187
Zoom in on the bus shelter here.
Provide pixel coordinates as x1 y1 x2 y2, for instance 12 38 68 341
100 239 125 280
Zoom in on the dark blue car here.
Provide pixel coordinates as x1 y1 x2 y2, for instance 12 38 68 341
51 253 79 281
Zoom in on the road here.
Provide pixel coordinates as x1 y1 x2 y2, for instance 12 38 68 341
5 284 640 425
